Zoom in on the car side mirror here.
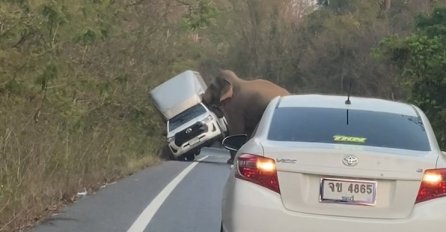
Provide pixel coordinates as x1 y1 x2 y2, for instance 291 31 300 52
222 134 248 152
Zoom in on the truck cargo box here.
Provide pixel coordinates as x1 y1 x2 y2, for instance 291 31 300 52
150 70 207 120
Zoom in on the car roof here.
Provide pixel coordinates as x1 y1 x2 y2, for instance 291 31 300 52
277 94 418 117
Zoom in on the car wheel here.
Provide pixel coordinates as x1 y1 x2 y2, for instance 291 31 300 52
220 222 223 232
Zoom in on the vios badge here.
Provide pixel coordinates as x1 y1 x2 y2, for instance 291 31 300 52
343 155 359 167
185 128 193 134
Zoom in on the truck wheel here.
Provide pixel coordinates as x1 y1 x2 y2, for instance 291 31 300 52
184 148 200 161
185 152 195 161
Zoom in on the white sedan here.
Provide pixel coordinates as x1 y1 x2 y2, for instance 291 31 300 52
221 94 446 232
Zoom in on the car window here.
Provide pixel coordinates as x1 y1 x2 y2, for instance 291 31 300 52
168 104 207 131
268 107 431 151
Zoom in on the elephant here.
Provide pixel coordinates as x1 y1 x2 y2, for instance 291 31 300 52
201 70 290 163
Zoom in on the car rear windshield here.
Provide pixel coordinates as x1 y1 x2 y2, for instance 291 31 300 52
268 107 431 151
168 104 207 131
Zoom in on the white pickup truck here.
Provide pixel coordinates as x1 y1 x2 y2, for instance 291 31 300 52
150 70 227 160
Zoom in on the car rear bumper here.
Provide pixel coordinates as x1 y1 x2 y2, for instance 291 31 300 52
222 177 446 232
168 121 222 157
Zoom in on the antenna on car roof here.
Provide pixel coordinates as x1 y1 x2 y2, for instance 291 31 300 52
345 80 352 105
345 79 352 125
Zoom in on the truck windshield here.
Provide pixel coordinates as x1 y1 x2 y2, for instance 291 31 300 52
168 104 207 131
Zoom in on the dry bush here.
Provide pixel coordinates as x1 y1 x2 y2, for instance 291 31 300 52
0 97 161 231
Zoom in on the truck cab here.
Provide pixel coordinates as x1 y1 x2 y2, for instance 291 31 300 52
167 102 227 160
150 70 227 160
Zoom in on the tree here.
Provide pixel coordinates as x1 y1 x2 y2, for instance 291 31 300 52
292 0 404 96
376 7 446 149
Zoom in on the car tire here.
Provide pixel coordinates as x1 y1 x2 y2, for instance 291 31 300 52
185 148 201 161
220 222 224 232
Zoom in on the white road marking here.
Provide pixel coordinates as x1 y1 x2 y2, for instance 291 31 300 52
126 155 209 232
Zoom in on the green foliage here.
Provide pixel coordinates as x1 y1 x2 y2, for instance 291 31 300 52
36 62 58 90
377 7 446 149
2 0 446 230
284 0 403 95
41 1 67 27
180 0 218 31
0 0 193 229
220 0 444 150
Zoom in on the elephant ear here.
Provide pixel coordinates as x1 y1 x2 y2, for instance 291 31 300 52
218 78 233 102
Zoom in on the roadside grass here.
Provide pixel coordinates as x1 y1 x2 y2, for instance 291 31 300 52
0 100 163 232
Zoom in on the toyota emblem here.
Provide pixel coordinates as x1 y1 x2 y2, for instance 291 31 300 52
343 155 358 167
185 128 192 134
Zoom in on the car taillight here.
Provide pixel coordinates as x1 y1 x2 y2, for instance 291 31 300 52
235 154 280 194
416 169 446 203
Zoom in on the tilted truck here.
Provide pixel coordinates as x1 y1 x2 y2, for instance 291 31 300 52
150 70 227 160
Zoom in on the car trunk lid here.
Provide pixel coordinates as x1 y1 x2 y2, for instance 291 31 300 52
262 142 437 219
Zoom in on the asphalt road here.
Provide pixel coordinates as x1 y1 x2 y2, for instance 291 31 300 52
32 148 231 232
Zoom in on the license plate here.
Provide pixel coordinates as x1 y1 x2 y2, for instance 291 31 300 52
320 178 377 205
189 138 200 146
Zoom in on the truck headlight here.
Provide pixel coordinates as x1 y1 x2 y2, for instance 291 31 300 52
167 137 174 143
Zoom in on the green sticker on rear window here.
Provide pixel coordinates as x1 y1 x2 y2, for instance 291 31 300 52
333 135 367 143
